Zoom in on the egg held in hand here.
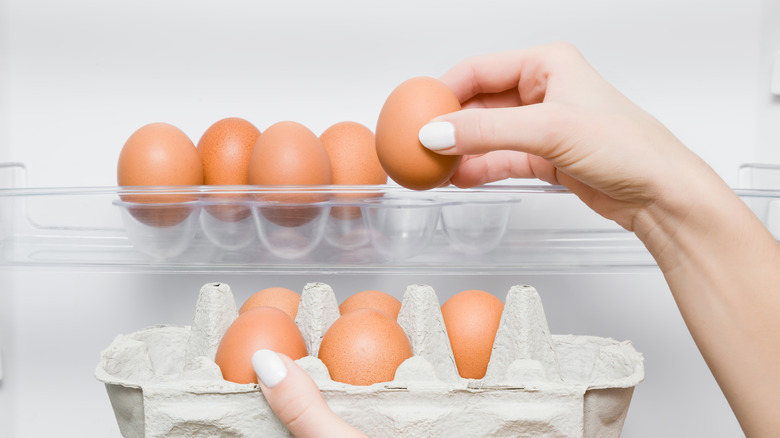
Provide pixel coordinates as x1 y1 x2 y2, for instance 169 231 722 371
117 122 204 227
441 289 504 379
375 76 462 190
318 308 412 386
215 306 308 384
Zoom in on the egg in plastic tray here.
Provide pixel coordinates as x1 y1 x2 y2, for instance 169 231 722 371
113 187 519 260
95 282 644 437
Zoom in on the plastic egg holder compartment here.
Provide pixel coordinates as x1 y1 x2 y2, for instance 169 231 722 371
96 282 644 437
114 187 517 261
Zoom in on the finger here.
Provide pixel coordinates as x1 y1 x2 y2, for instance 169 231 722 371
418 103 586 163
253 350 365 438
461 88 522 109
439 49 536 103
438 42 583 105
449 151 558 188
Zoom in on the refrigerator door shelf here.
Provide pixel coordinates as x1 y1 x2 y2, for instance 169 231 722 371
0 176 651 274
4 162 780 274
0 164 780 275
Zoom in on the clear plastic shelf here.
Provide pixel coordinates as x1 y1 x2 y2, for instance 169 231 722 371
738 163 780 239
0 179 651 273
5 163 778 273
739 163 780 189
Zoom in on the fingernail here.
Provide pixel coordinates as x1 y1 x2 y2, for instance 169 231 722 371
419 121 456 151
252 349 287 388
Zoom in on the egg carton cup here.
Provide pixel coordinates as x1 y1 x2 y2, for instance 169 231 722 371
113 188 517 261
96 282 644 437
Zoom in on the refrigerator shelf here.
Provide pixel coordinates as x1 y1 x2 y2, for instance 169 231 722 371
3 162 779 274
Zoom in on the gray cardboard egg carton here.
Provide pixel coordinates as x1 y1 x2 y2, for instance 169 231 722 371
95 282 644 437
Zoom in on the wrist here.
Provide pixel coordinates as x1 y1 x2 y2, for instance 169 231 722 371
633 166 779 284
631 163 747 272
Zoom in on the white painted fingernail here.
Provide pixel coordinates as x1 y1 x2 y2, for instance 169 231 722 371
252 349 288 388
419 121 456 150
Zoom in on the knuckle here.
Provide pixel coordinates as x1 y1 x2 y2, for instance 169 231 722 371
549 41 580 56
460 55 485 97
534 103 581 158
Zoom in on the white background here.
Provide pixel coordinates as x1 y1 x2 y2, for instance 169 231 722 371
2 0 779 436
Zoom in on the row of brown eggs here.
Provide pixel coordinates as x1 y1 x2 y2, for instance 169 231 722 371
117 118 387 197
214 286 505 386
117 76 464 199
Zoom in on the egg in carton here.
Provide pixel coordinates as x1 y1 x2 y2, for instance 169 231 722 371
95 282 644 437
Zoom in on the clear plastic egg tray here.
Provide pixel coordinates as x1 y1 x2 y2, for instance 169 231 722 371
114 187 523 262
95 282 645 438
0 163 661 273
3 163 780 273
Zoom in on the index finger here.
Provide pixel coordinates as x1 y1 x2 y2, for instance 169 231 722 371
438 42 584 105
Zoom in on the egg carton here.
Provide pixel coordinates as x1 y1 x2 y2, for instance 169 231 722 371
114 189 520 261
95 282 644 437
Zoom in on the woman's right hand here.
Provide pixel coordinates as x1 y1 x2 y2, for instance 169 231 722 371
419 41 724 242
419 42 780 437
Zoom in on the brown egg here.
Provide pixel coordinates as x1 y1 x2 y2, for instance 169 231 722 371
375 77 462 190
239 287 300 319
248 121 332 189
321 121 386 185
339 290 401 319
318 308 412 386
248 121 332 227
197 117 261 222
215 306 308 384
441 290 504 379
198 117 261 185
321 121 387 220
117 122 204 226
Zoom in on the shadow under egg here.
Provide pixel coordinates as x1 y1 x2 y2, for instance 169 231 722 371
120 193 199 228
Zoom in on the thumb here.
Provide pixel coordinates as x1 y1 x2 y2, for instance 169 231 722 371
418 103 580 160
252 350 365 438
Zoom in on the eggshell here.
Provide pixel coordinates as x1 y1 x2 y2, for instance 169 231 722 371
321 121 386 185
248 121 332 190
215 306 307 384
318 308 412 386
441 289 504 379
118 122 203 192
239 287 300 319
197 117 261 222
117 122 204 226
197 117 260 185
375 77 462 190
248 121 332 227
339 290 401 319
321 121 387 219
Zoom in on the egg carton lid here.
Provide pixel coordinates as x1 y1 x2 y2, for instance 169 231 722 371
95 282 644 437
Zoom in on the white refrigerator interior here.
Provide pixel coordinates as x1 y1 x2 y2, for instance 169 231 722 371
2 0 778 436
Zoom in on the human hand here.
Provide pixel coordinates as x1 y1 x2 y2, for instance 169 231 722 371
248 44 780 438
418 42 724 240
417 42 780 437
252 350 365 438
